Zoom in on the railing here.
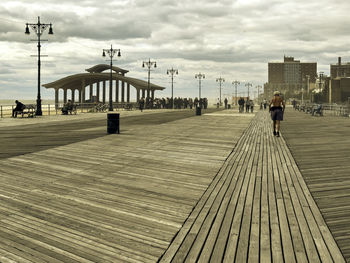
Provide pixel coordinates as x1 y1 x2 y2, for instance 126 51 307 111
296 102 350 117
0 102 138 118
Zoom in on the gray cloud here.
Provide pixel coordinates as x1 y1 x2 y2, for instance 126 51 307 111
1 0 350 100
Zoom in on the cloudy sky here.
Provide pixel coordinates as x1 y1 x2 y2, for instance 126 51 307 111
1 0 350 102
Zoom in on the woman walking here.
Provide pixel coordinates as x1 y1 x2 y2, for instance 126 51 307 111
269 91 285 137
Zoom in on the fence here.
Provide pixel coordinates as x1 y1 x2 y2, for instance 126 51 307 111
0 102 138 118
296 102 350 117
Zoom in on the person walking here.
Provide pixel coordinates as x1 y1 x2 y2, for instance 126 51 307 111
269 91 285 137
139 97 145 112
245 99 250 113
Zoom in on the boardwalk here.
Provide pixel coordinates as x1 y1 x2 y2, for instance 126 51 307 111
282 110 350 262
0 109 346 262
159 111 345 262
0 109 252 262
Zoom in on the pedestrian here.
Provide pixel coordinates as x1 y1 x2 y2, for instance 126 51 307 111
269 91 285 137
245 99 250 112
12 100 25 118
238 97 244 113
139 97 145 112
250 100 254 113
224 98 228 109
263 99 267 110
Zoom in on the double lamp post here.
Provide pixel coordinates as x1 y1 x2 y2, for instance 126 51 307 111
102 45 121 111
25 16 53 116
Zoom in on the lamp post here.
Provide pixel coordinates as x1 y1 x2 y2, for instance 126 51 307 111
195 73 205 99
142 58 157 99
216 77 225 106
102 45 121 111
317 71 324 103
167 67 178 109
232 80 240 105
256 85 262 103
245 82 252 98
25 16 53 116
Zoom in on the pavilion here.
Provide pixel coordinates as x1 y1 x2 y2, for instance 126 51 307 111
43 64 165 107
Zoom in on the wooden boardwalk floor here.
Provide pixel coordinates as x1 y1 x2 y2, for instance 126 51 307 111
0 110 345 262
159 111 345 262
282 109 350 262
0 110 253 262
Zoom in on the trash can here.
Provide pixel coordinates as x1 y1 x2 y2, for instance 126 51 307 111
107 113 120 134
196 106 201 116
228 104 231 109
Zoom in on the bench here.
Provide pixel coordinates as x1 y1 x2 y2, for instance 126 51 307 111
312 104 323 116
16 104 36 118
124 103 133 111
62 104 77 115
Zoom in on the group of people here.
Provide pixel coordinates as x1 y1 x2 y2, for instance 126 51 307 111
61 100 75 115
138 97 208 111
237 98 255 113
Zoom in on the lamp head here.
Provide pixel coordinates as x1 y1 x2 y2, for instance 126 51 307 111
102 51 106 57
25 24 30 34
48 24 53 35
142 62 145 68
154 62 157 68
117 50 121 57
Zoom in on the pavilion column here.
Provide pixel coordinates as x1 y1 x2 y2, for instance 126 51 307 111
115 80 119 103
147 89 150 99
121 81 125 103
142 89 145 99
81 79 86 103
63 89 67 104
151 90 155 100
78 89 82 104
127 83 130 103
55 88 59 109
89 83 93 102
71 89 75 102
136 88 140 102
103 81 106 104
96 82 100 102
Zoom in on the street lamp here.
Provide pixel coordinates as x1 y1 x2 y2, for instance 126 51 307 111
142 58 157 98
167 68 178 109
316 71 324 103
216 77 225 106
245 82 252 98
195 73 205 99
232 80 240 105
256 85 262 103
25 16 53 116
102 45 121 111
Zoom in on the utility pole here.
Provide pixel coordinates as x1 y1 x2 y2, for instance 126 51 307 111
245 82 252 98
195 73 205 99
167 68 178 109
102 45 121 111
232 80 240 105
216 77 225 106
25 16 53 116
